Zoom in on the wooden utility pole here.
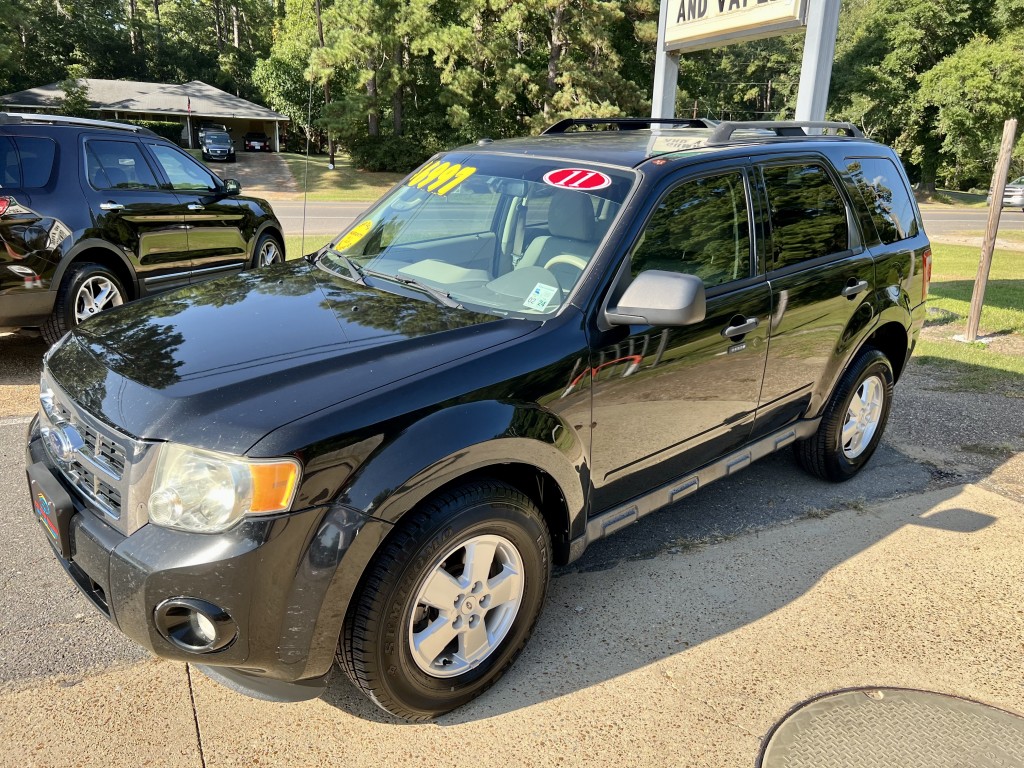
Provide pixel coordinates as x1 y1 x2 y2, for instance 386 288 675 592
966 118 1017 341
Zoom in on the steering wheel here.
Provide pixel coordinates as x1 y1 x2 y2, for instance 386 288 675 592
543 255 588 272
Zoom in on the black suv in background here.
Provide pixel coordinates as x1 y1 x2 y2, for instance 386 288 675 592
26 119 930 721
0 113 284 344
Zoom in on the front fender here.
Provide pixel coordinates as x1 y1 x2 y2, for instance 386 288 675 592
295 400 589 680
341 400 587 530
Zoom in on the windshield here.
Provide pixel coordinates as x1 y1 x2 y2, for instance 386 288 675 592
318 153 635 318
205 132 230 144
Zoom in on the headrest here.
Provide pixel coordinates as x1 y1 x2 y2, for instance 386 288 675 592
548 191 595 241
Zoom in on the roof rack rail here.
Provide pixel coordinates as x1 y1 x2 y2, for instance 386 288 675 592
0 112 157 136
707 120 863 144
542 117 718 134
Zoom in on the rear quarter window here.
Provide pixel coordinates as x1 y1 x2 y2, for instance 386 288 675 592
844 156 920 244
0 136 58 188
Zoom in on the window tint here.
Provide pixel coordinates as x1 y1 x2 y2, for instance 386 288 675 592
148 143 219 192
0 137 58 188
0 137 18 188
17 138 57 187
630 171 751 287
844 157 919 243
86 140 159 190
762 163 849 269
384 186 501 245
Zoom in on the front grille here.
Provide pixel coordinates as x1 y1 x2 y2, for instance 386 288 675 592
39 372 154 536
67 460 123 515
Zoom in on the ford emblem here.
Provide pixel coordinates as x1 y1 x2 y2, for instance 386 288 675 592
44 424 84 464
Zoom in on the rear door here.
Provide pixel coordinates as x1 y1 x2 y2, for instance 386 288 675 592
145 142 250 282
750 157 876 438
81 137 192 293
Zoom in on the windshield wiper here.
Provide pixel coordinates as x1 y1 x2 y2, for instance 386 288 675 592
362 269 464 309
315 248 366 284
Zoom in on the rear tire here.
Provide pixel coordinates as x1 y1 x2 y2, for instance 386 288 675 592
42 263 126 346
794 348 894 482
252 232 284 269
339 481 550 721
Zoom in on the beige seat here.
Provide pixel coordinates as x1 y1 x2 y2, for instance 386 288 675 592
517 191 596 270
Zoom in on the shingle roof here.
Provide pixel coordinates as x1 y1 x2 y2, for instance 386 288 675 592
1 79 288 121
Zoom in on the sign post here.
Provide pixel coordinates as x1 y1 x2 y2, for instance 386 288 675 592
794 0 842 121
652 0 680 118
966 118 1018 342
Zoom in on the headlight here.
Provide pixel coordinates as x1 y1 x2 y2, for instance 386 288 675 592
148 443 301 533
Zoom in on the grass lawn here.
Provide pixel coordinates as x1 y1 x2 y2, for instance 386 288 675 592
278 152 406 201
916 243 1024 394
917 188 989 207
284 233 333 260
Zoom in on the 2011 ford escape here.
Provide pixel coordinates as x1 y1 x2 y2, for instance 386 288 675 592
26 119 930 720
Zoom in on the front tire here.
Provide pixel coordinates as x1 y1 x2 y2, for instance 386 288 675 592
339 481 551 721
42 263 126 345
795 348 894 482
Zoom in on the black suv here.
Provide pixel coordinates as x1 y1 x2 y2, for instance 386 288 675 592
25 119 930 720
0 113 284 344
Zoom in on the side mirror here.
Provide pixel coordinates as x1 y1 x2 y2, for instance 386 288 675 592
223 178 242 196
605 270 706 327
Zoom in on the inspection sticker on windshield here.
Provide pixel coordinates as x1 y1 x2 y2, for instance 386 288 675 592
336 219 373 250
523 283 558 311
543 168 612 191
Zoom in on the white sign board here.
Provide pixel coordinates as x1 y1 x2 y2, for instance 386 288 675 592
666 0 808 52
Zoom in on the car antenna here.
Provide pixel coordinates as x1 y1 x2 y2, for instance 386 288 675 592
301 78 314 257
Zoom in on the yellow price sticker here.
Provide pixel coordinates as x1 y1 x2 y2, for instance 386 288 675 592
336 219 374 250
407 161 477 196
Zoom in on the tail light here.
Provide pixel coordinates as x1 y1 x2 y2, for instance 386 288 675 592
921 247 932 302
0 197 12 216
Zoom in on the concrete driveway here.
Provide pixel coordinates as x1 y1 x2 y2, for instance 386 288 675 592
207 149 299 195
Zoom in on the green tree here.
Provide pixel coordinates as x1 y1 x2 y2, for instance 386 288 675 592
58 66 92 117
831 0 992 189
918 35 1024 186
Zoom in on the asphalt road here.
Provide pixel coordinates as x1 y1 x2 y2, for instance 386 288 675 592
269 199 1024 239
920 206 1024 238
271 200 370 236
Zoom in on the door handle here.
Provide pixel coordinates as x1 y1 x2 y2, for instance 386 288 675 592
187 203 205 211
99 202 124 211
722 317 759 338
841 279 869 298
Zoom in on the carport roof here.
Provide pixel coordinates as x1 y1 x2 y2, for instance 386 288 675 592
1 79 288 122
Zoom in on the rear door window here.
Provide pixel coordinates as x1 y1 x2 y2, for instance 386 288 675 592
0 136 58 188
762 163 850 269
85 140 160 190
844 156 920 243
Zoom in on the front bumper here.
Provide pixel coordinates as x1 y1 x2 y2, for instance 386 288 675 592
26 416 379 701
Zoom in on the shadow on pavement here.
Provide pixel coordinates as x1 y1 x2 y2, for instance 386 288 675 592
319 462 991 723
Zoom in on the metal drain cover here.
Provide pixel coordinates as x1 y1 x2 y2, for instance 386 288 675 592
759 687 1024 768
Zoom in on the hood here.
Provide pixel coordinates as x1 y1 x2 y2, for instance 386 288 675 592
47 260 536 454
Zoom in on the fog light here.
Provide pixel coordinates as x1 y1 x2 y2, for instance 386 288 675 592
154 598 237 653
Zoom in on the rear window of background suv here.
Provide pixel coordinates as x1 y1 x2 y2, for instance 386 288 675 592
0 135 58 189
